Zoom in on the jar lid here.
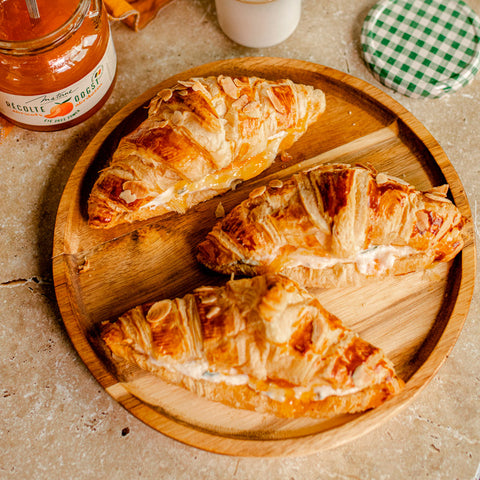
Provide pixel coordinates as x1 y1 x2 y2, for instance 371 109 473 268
360 0 480 98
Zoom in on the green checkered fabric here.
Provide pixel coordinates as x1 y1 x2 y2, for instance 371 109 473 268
361 0 480 97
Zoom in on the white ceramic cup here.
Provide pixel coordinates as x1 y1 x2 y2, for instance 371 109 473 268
215 0 302 49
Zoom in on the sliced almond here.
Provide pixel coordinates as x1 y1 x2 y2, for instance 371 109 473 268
215 202 225 218
147 300 172 323
267 88 286 114
192 80 211 99
232 94 249 110
376 172 410 186
177 80 195 88
387 174 410 186
157 89 173 102
415 210 430 233
249 185 266 198
194 286 216 293
219 75 240 99
233 77 249 88
426 184 449 197
424 192 451 203
201 295 217 305
205 306 221 319
269 179 283 188
356 162 377 174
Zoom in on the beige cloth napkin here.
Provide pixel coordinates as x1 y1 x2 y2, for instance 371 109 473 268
104 0 176 31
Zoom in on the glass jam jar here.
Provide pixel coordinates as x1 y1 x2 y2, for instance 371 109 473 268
0 0 117 131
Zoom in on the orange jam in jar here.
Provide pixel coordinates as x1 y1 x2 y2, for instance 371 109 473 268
0 0 117 131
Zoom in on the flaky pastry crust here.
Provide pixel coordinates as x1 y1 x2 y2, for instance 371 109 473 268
88 75 326 228
197 164 469 287
101 274 403 418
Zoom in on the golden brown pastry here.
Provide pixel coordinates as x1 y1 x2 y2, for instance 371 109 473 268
88 75 326 228
197 164 469 287
101 274 403 419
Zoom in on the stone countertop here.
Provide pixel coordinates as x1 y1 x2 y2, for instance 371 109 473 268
1 0 479 478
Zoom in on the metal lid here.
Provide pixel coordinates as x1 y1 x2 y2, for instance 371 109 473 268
360 0 480 98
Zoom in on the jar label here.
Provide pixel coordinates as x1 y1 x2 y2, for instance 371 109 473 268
0 33 116 127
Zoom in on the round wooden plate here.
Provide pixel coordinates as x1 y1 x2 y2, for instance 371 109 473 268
52 57 476 456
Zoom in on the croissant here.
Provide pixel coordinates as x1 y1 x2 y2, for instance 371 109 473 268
101 274 403 419
197 164 469 287
88 75 326 228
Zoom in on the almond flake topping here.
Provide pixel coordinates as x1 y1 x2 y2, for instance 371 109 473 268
191 80 212 99
219 75 240 99
232 94 249 110
267 88 286 114
415 211 430 233
205 306 221 319
233 78 249 88
376 172 409 186
158 89 173 102
426 184 449 197
249 185 266 198
201 295 217 305
177 80 195 88
195 286 216 293
424 193 451 203
269 179 283 188
215 202 225 218
147 300 172 323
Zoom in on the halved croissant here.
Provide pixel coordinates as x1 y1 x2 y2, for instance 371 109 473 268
101 274 403 419
197 164 469 287
88 75 326 228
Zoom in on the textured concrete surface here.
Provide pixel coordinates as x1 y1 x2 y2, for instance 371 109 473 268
1 0 479 478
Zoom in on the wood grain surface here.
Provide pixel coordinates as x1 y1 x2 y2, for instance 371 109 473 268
52 57 476 456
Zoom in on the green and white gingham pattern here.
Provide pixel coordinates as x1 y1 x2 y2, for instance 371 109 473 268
361 0 480 98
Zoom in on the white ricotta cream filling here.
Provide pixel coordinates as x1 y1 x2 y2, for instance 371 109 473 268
148 356 249 386
147 355 362 402
284 245 416 275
